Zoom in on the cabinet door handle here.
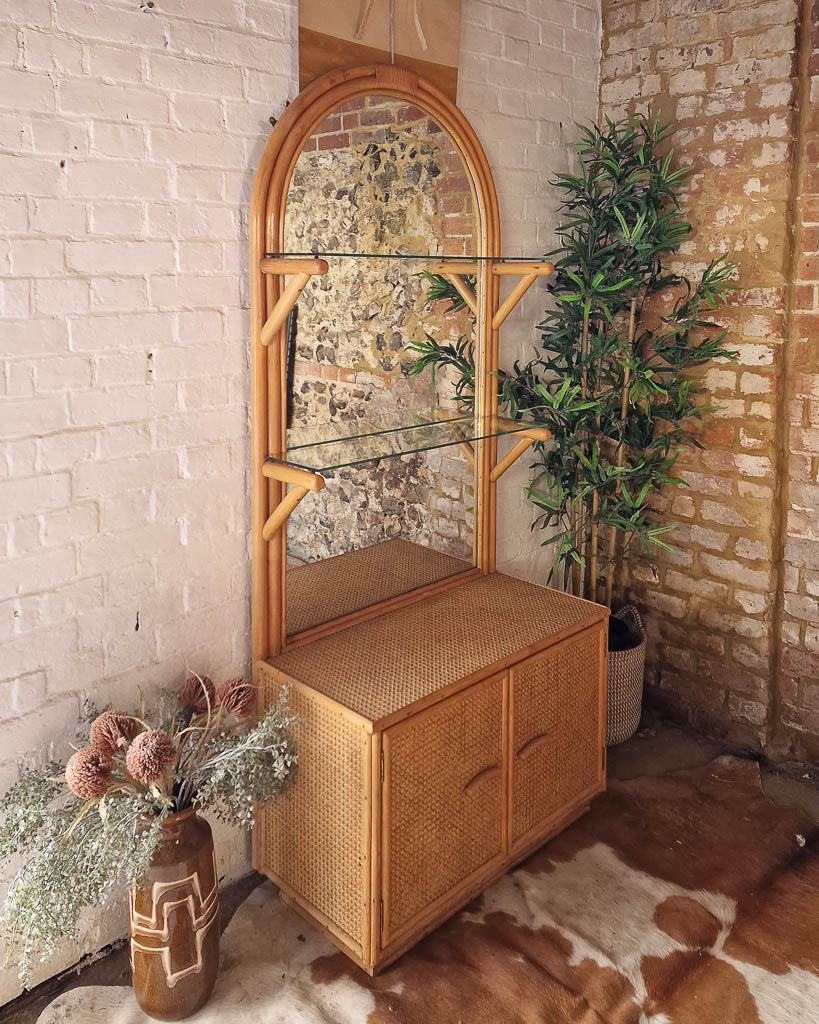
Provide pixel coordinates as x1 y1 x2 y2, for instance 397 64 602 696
464 764 501 793
516 732 551 760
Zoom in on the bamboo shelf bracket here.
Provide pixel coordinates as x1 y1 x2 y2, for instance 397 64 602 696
491 262 553 331
261 461 325 541
259 257 329 347
489 425 551 482
432 261 554 331
432 263 479 315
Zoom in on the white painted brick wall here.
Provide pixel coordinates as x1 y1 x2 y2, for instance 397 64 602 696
0 0 297 1002
0 0 598 1003
458 0 600 584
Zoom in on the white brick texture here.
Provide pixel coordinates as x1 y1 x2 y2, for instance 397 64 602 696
0 0 598 1003
459 0 601 584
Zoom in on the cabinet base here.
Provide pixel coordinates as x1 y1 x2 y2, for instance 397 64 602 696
264 795 595 976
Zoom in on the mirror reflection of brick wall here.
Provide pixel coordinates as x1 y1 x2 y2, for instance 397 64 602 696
284 95 476 565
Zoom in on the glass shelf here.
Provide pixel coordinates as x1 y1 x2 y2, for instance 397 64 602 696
269 412 548 473
264 251 547 263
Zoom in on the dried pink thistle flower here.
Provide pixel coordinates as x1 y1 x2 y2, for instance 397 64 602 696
89 710 140 755
126 730 177 784
216 677 255 717
178 675 215 714
65 746 112 800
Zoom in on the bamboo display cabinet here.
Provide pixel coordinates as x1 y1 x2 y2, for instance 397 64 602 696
249 64 608 974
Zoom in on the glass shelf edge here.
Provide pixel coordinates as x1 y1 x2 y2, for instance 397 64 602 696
263 251 548 262
267 415 548 474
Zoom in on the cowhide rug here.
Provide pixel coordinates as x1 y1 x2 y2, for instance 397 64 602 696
38 756 818 1024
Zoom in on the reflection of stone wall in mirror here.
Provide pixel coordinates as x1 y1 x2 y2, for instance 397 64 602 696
282 95 478 635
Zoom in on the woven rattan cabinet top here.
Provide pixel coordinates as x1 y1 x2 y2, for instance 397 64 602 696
269 574 605 727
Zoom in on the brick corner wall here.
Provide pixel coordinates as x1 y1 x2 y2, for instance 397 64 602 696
600 0 819 764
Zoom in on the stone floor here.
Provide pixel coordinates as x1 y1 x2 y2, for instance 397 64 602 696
2 715 817 1024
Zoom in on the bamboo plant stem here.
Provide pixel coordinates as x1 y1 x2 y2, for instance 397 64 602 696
575 311 590 599
590 491 599 604
605 297 637 607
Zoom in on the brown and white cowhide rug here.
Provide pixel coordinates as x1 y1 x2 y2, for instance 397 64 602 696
38 756 818 1024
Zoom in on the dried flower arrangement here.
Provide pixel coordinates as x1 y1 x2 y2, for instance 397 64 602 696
0 676 295 984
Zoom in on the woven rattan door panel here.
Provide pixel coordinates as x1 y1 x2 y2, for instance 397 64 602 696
255 664 371 957
380 673 506 946
510 623 605 852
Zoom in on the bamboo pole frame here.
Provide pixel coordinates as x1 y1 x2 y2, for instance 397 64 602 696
492 274 537 330
262 486 309 541
259 259 328 347
605 297 638 608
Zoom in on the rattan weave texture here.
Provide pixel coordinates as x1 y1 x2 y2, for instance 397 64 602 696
272 573 604 723
511 628 602 845
286 539 471 635
384 674 504 937
257 665 369 950
607 605 646 746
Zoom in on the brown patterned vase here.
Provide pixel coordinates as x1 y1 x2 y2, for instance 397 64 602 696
129 808 220 1021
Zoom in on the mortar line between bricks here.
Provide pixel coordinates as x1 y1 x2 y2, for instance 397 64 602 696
768 0 815 757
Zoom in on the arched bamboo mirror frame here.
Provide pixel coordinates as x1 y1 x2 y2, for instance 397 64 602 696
250 65 504 664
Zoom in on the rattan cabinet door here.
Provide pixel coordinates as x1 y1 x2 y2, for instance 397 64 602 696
380 673 506 947
510 624 605 853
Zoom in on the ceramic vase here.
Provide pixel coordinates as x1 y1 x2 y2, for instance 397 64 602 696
129 808 220 1021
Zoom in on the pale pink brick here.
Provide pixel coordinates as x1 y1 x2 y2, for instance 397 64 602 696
94 352 152 388
91 123 146 160
68 385 152 428
56 0 167 47
0 545 76 601
89 200 145 237
149 127 241 168
72 452 179 500
24 29 83 74
69 311 175 351
31 118 90 157
0 473 70 515
0 671 48 720
3 317 67 362
0 67 54 112
149 53 244 98
0 196 28 233
29 197 87 235
89 277 148 312
10 238 65 276
37 430 96 472
68 159 172 200
96 423 154 462
88 43 144 84
67 240 173 275
59 79 169 122
149 273 237 308
0 395 70 439
34 354 93 392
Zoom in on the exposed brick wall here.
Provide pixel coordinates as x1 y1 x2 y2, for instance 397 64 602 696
0 0 599 1002
600 0 819 764
781 0 819 761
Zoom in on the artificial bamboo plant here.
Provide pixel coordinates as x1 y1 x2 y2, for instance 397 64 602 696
411 112 737 603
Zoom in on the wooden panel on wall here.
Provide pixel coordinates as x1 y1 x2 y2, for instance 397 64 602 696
298 0 461 101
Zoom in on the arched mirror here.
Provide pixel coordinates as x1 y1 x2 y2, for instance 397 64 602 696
280 95 480 638
251 66 551 663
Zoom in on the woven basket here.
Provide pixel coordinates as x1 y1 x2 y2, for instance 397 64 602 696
606 604 646 746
